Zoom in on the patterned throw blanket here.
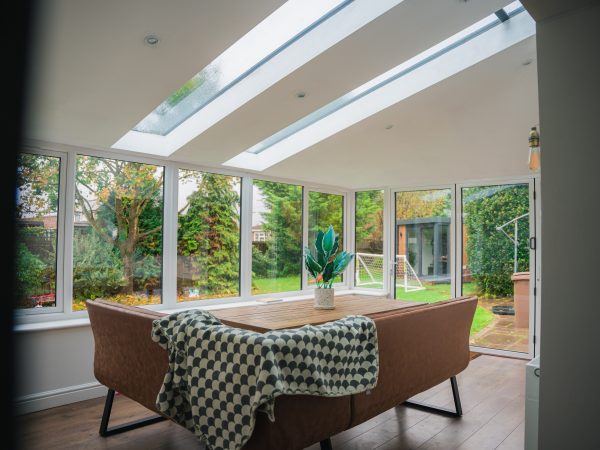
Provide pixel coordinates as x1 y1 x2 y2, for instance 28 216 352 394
151 309 379 450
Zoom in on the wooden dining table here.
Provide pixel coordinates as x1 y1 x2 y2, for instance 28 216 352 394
210 295 422 332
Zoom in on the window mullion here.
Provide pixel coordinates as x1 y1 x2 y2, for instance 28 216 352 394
162 165 178 307
346 191 354 288
240 177 253 299
302 187 309 290
61 150 76 313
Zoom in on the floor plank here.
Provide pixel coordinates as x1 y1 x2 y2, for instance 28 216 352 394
16 355 527 450
417 360 525 449
455 394 525 450
496 422 525 450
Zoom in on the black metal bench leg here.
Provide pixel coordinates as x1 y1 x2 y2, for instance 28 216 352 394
320 437 333 450
403 376 463 417
450 375 463 416
99 389 166 437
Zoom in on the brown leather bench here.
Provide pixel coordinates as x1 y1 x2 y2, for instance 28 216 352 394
87 296 477 449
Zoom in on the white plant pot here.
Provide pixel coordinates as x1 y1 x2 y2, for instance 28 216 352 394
314 288 335 310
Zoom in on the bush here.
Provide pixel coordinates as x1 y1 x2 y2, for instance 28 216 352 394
464 185 529 298
73 265 124 300
15 243 47 305
72 230 124 300
251 243 270 278
133 252 162 291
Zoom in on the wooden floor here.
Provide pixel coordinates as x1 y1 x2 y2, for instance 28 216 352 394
16 356 527 450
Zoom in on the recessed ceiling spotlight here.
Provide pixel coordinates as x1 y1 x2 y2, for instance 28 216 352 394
144 35 160 47
296 91 307 99
385 124 394 130
522 58 534 66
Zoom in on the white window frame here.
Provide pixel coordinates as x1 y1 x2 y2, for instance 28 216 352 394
351 188 389 294
246 178 305 299
303 188 349 291
17 138 541 359
381 175 540 360
166 165 244 307
16 140 352 324
389 183 456 301
456 176 538 360
15 148 68 316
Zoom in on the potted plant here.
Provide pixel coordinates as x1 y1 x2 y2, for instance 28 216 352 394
304 225 354 309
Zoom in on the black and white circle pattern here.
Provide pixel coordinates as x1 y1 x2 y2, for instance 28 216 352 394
152 310 378 450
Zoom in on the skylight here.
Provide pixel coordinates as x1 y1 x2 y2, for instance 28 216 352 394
113 0 406 156
224 1 535 171
133 0 350 136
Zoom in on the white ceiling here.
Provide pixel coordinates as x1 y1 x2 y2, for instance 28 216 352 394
25 0 538 189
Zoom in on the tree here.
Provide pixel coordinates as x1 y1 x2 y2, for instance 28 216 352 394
73 156 164 294
15 153 60 307
395 190 450 220
178 173 240 296
19 155 165 300
463 185 529 297
253 181 303 277
16 153 60 217
15 242 46 307
355 190 384 253
308 192 344 248
72 229 124 301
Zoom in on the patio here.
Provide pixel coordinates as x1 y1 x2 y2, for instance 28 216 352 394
393 281 530 354
470 298 529 353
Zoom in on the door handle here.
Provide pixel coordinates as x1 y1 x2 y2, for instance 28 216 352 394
529 237 536 250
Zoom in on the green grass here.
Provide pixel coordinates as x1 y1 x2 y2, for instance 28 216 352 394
395 281 477 302
470 306 494 334
252 276 301 295
396 282 492 334
253 277 494 335
252 274 343 295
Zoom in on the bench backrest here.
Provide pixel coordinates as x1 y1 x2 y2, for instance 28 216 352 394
87 299 168 412
351 296 477 425
87 295 477 420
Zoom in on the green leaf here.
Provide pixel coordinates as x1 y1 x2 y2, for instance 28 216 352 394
315 230 324 254
304 247 322 277
321 225 335 255
333 251 346 267
334 252 354 275
315 230 327 266
331 236 339 256
317 248 327 267
322 261 334 283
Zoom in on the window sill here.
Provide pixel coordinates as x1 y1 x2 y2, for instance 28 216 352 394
14 318 92 333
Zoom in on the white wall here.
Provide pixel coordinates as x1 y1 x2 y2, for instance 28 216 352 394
15 325 105 415
535 2 600 449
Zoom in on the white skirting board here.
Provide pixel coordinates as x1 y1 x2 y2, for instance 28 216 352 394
16 382 107 415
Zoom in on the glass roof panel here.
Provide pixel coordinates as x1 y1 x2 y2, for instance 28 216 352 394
132 0 350 136
225 2 532 171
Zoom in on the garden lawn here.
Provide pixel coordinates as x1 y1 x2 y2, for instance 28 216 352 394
252 276 301 295
396 282 492 334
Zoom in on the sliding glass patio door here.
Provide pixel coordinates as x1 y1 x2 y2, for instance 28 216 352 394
459 181 536 355
390 181 537 357
393 188 453 303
